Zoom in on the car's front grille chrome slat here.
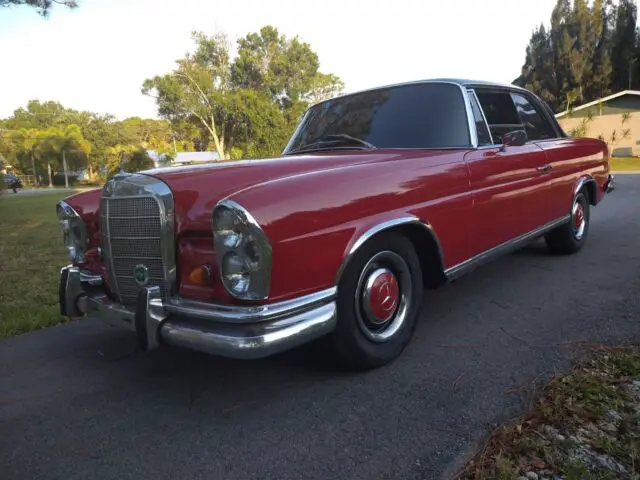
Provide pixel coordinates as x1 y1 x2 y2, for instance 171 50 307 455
99 174 176 306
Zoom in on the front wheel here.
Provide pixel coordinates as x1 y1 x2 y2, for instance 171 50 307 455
544 190 590 254
326 232 424 370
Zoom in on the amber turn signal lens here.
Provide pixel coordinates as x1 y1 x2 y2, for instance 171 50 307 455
189 265 213 286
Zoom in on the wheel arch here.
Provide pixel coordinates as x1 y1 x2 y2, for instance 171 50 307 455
335 217 447 290
574 175 598 206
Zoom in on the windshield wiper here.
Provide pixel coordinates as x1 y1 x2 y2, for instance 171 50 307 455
320 134 376 149
286 134 376 155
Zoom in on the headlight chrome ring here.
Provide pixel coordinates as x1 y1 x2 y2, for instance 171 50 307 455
56 200 89 263
212 199 272 300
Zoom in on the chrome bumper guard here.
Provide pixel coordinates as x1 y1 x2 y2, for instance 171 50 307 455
605 174 616 193
59 265 338 359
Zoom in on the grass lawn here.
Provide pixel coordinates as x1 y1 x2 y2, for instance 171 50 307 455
0 191 77 337
457 346 640 480
610 156 640 172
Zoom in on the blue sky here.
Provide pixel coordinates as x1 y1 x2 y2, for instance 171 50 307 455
0 0 558 120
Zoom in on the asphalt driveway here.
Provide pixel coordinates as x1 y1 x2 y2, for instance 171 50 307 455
2 175 639 480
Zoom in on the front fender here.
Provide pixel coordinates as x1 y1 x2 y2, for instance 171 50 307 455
224 160 449 302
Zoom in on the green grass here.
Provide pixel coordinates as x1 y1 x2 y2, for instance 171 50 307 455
0 191 77 336
610 157 640 172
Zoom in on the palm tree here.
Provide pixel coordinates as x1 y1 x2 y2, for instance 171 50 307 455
39 125 91 187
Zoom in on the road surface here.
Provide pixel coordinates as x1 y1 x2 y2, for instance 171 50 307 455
2 175 639 480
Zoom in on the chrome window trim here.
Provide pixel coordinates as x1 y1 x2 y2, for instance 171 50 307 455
460 86 479 148
100 172 176 304
471 86 565 144
212 198 273 301
284 80 477 153
467 88 494 146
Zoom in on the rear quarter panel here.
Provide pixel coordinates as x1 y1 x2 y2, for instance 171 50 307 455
534 137 609 218
226 149 473 302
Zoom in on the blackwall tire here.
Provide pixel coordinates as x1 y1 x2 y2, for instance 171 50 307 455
544 190 590 255
327 232 423 370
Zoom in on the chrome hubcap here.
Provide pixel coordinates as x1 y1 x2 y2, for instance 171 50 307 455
572 200 586 240
355 251 412 343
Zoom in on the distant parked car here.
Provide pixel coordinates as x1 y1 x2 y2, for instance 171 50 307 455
56 78 616 370
3 174 22 193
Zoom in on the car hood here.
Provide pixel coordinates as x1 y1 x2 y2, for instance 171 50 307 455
142 152 392 234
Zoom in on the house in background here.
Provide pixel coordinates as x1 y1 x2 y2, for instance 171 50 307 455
556 90 640 157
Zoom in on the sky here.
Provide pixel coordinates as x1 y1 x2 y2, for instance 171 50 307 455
0 0 558 120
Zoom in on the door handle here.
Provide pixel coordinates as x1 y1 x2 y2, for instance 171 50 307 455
536 164 552 173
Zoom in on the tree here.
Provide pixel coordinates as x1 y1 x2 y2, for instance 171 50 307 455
610 0 638 91
143 26 344 160
1 0 78 16
9 128 41 184
1 99 182 181
231 25 344 109
513 0 626 112
36 125 90 187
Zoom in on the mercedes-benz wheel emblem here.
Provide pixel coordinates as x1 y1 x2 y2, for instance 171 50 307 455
377 280 397 312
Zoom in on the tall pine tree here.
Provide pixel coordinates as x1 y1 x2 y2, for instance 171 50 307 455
514 0 634 112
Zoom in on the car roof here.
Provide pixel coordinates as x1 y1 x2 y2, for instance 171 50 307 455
311 78 528 107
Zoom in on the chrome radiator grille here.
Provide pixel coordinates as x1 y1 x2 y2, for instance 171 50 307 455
99 174 175 306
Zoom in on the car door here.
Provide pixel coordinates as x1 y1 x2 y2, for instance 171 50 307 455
463 88 553 255
514 92 603 222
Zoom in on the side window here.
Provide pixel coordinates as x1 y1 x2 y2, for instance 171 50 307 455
510 93 557 140
474 90 523 144
467 90 493 146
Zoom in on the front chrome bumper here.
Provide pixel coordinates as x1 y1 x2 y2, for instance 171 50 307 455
59 265 338 359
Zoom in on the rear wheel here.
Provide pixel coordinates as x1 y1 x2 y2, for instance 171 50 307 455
327 232 423 370
544 190 590 254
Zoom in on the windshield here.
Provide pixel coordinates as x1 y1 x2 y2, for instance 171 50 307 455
284 82 471 154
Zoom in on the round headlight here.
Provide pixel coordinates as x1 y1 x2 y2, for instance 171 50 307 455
212 201 272 300
56 201 88 262
221 252 250 295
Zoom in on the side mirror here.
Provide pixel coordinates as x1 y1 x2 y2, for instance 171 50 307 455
500 130 527 150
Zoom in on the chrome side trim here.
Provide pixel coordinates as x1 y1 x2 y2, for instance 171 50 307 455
335 216 445 284
161 287 337 324
444 215 571 280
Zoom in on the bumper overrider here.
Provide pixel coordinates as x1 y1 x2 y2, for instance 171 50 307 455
59 265 338 359
605 173 616 193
